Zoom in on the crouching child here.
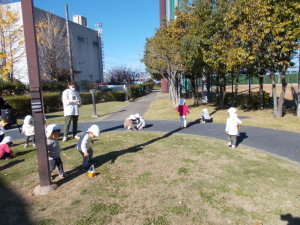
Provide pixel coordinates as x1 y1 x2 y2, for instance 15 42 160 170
46 124 66 179
77 125 100 171
0 136 15 160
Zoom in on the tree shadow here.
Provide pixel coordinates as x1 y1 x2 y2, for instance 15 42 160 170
16 150 34 157
281 213 300 225
237 132 248 147
61 144 77 151
0 159 25 171
45 114 63 119
101 125 124 133
56 127 182 187
0 177 34 225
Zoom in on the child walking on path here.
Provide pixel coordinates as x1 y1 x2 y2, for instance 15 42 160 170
225 107 242 149
0 136 15 160
46 124 66 179
22 115 35 148
77 125 100 171
177 98 190 129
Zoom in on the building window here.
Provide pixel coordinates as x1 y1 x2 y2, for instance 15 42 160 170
93 41 99 47
77 36 84 42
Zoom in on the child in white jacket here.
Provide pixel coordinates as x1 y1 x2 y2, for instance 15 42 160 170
22 115 35 148
77 125 100 171
225 107 242 149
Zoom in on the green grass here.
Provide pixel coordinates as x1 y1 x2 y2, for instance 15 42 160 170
144 93 300 133
44 101 127 125
1 132 300 225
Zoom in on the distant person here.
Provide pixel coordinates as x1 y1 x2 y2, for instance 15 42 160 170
225 107 242 149
124 114 137 131
134 114 146 130
177 98 190 129
77 125 100 171
22 115 35 148
0 136 15 160
0 97 12 110
62 81 81 142
46 124 66 179
200 108 213 123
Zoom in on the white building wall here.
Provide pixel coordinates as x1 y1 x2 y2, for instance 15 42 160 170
2 2 103 85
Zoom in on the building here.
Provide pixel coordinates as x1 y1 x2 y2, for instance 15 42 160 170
2 2 104 87
160 0 187 25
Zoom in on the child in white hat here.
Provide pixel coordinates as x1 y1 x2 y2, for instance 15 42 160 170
124 114 136 131
134 114 146 130
225 107 242 149
200 108 212 123
77 124 100 171
22 115 35 148
0 136 15 160
46 124 66 178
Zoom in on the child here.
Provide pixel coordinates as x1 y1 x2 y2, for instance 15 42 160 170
134 114 146 130
225 107 242 149
124 115 136 131
0 136 15 160
200 108 213 123
22 115 35 148
77 124 100 171
46 124 66 178
177 98 190 129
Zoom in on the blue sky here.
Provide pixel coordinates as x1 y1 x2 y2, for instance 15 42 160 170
33 0 159 73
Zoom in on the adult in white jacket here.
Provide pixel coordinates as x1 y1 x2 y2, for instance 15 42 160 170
62 81 81 141
225 107 242 149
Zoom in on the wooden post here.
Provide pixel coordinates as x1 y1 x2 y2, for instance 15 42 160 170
21 0 51 187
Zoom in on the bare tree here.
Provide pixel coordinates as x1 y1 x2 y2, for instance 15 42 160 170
35 12 69 81
105 66 144 84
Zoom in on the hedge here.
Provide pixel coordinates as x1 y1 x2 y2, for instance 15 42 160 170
4 90 126 117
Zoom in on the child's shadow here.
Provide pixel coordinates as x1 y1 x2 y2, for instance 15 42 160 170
237 132 248 147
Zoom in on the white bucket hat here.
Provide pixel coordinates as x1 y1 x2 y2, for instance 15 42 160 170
24 115 33 124
1 136 13 144
128 114 136 120
179 98 185 106
87 124 100 137
46 124 60 138
134 113 140 118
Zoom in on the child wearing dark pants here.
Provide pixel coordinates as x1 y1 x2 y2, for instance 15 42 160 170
77 125 100 171
225 107 242 149
46 124 66 179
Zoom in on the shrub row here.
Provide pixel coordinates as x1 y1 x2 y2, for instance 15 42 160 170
5 90 126 117
0 80 28 95
128 83 154 99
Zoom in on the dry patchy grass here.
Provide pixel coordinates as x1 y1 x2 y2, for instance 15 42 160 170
1 132 300 225
144 93 300 133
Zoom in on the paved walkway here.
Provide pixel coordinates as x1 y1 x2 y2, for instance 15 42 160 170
7 91 300 164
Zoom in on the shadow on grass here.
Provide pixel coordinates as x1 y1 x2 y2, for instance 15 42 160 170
281 213 300 225
0 159 24 171
16 150 34 157
61 144 77 151
56 127 182 187
0 177 34 225
45 114 63 119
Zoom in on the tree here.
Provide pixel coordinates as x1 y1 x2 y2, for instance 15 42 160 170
104 66 143 84
0 4 24 81
35 11 69 81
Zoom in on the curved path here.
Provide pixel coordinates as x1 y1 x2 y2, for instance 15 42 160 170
6 91 300 164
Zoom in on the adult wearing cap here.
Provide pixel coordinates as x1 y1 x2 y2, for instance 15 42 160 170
62 81 81 142
0 136 14 160
46 124 66 178
77 124 100 171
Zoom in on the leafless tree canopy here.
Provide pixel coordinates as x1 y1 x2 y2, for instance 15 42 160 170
104 66 149 84
36 12 69 81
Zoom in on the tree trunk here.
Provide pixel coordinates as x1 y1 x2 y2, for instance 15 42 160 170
234 76 239 106
259 76 264 110
202 74 208 103
271 73 278 116
218 74 226 109
276 70 287 118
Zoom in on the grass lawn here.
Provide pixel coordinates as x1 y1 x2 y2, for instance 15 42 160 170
1 131 300 225
44 101 128 125
144 93 300 134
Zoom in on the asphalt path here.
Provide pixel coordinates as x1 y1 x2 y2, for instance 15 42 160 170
6 91 300 164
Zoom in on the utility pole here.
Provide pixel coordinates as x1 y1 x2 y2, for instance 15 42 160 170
65 4 74 81
297 53 300 117
21 0 55 195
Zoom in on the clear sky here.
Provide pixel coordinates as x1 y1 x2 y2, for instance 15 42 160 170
33 0 159 73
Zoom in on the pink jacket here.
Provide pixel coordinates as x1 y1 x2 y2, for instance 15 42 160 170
0 144 13 158
177 105 190 116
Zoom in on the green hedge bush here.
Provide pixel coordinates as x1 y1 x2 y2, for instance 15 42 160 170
0 80 28 95
43 92 62 113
